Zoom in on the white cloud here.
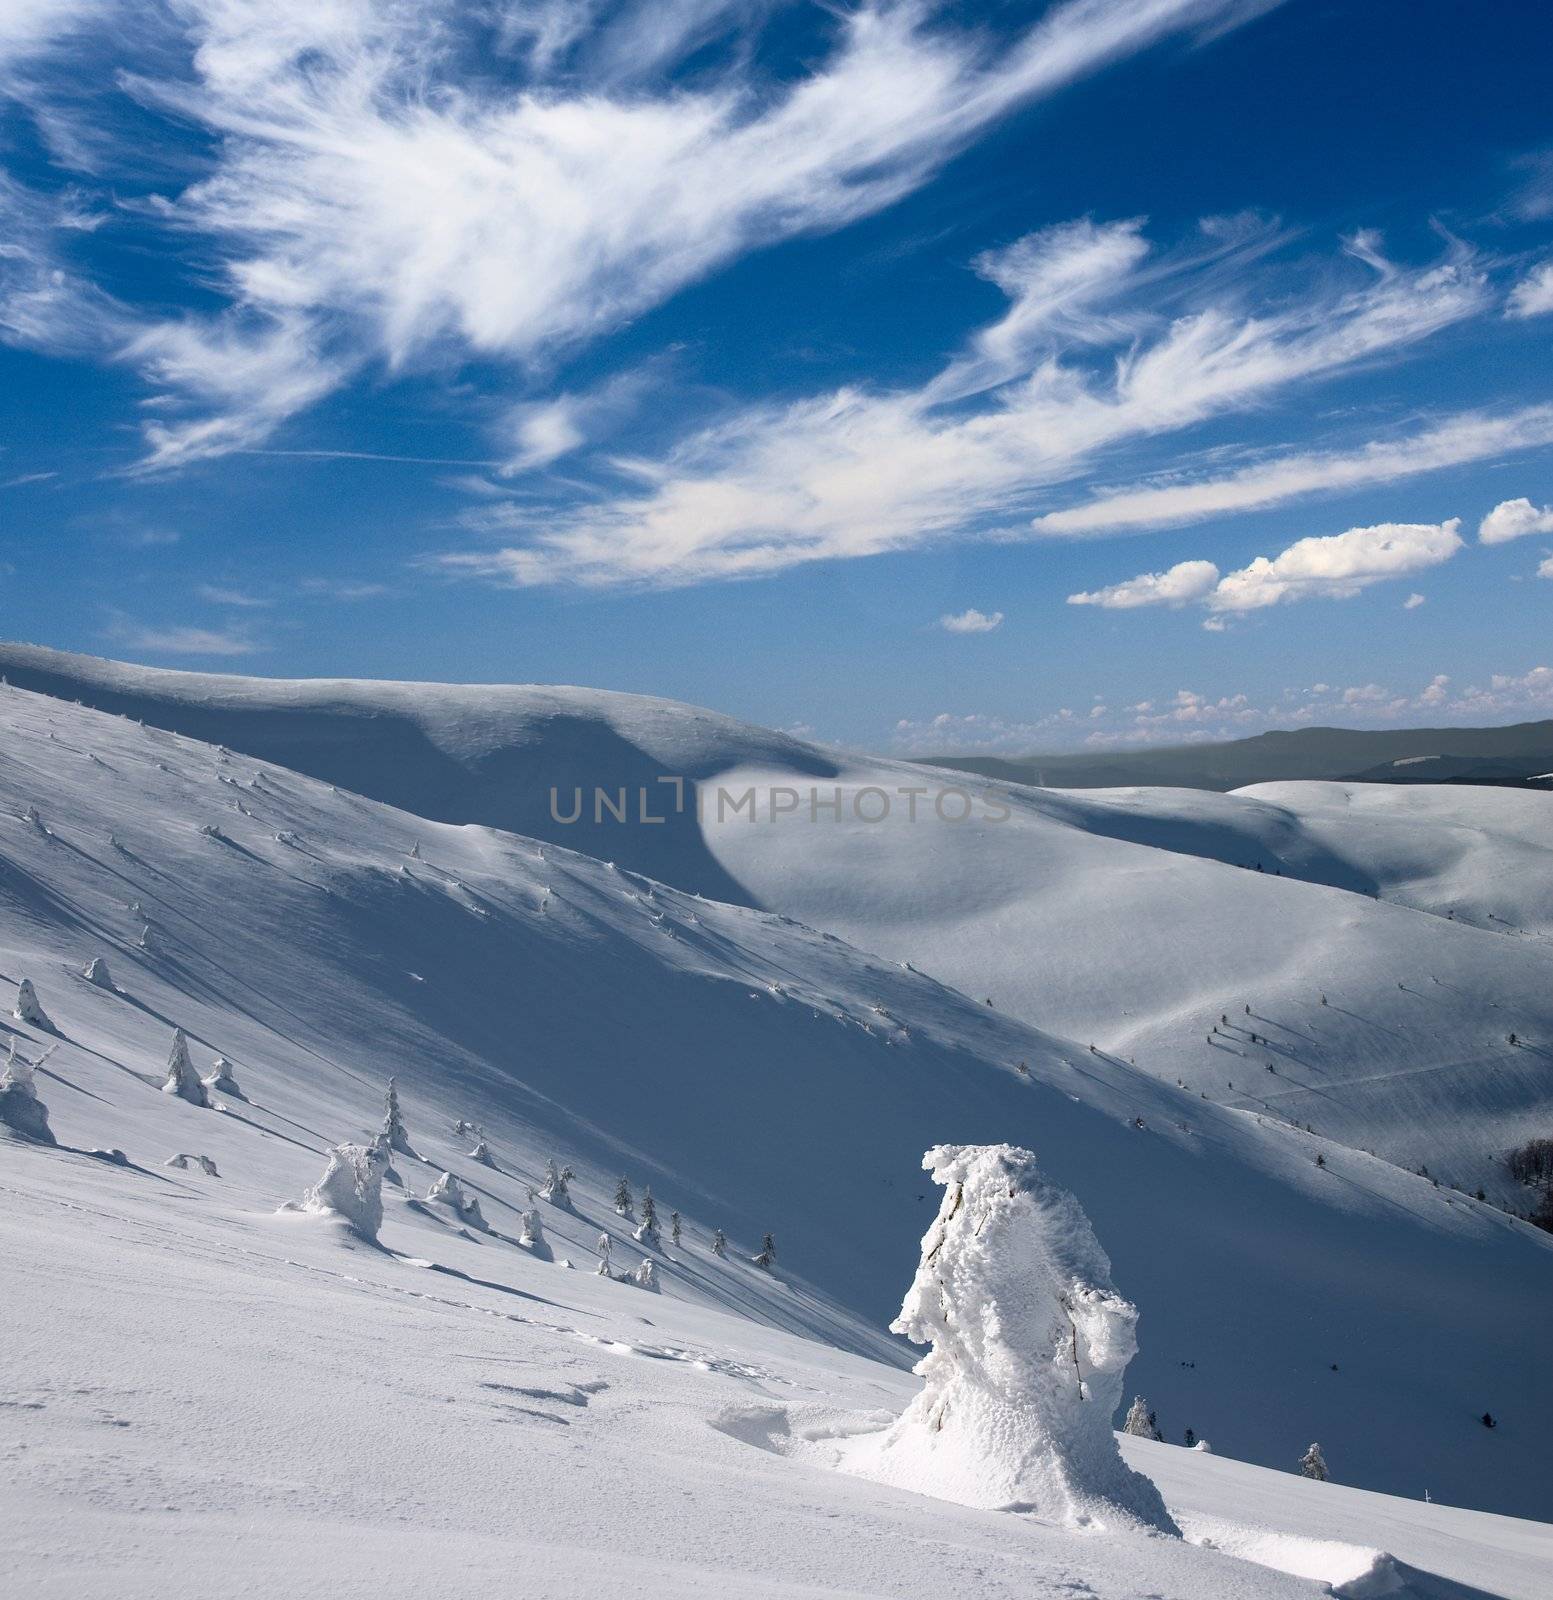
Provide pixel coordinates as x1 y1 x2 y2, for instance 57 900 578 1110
1403 591 1426 609
1068 558 1219 609
49 0 1259 465
110 623 260 656
1538 555 1553 581
1507 262 1553 319
1069 521 1462 619
1208 520 1462 611
196 584 269 608
1032 405 1553 535
444 228 1487 586
939 607 1004 633
1478 497 1553 545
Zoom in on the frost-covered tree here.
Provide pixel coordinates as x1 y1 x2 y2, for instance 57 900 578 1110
595 1232 613 1275
424 1171 487 1231
670 1210 682 1246
381 1077 415 1156
293 1141 388 1241
1299 1442 1329 1481
636 1258 658 1291
469 1137 493 1165
635 1187 660 1245
83 956 114 989
752 1233 776 1269
162 1028 210 1107
520 1208 544 1247
12 978 51 1029
542 1157 573 1204
614 1176 633 1216
1122 1397 1162 1441
868 1144 1178 1534
0 1039 55 1144
711 1228 728 1258
203 1056 243 1099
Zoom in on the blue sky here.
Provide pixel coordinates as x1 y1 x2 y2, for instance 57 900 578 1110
1 0 1550 753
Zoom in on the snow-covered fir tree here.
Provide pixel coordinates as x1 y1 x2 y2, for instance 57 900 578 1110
635 1258 658 1290
541 1157 573 1204
634 1187 659 1245
1122 1397 1163 1441
424 1171 487 1231
381 1076 415 1156
520 1208 544 1247
670 1210 682 1246
83 956 114 989
752 1233 776 1269
203 1056 242 1098
614 1176 633 1216
873 1144 1179 1534
711 1228 728 1258
162 1028 210 1106
12 978 51 1029
1299 1442 1330 1481
0 1039 55 1144
294 1141 388 1241
595 1232 613 1275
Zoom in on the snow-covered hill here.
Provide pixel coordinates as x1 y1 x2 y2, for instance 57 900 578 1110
2 679 1552 1533
8 644 1544 1202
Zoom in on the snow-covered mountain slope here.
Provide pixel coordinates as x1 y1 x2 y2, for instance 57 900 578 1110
6 642 1548 1201
3 683 1552 1522
0 639 835 903
9 1134 1549 1600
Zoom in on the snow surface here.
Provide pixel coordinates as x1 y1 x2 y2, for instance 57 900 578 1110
8 642 1548 1198
1 660 1551 1594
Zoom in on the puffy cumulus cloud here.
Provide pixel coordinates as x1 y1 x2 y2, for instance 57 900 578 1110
1403 592 1426 609
1478 497 1553 545
1067 558 1219 609
1068 521 1461 621
1208 519 1463 611
1507 262 1553 319
1539 555 1553 581
939 608 1004 634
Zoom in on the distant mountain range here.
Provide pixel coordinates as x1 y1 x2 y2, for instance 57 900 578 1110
913 721 1553 791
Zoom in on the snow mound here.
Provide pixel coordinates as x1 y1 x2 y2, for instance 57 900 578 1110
850 1144 1177 1535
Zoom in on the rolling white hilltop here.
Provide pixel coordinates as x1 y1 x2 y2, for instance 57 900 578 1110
2 651 1551 1597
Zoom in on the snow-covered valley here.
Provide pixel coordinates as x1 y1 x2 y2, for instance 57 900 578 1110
3 655 1551 1596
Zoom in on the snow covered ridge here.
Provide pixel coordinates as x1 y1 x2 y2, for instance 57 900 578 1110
5 640 1550 1201
1 680 1552 1527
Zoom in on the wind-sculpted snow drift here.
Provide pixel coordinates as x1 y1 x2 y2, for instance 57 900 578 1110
854 1145 1178 1535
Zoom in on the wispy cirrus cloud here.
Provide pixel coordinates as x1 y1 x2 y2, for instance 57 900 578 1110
442 223 1489 586
1 0 1276 467
107 620 261 656
1032 404 1553 536
1507 262 1553 319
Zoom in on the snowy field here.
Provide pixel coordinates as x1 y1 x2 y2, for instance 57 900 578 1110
2 655 1551 1597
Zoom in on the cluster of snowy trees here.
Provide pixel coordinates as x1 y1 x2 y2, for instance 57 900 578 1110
1506 1137 1553 1231
606 1173 764 1268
